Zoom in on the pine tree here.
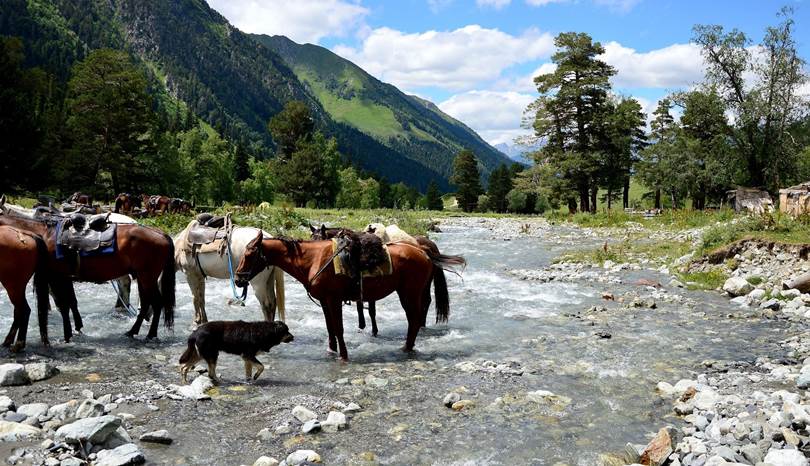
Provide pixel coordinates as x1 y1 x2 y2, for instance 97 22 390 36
267 101 314 160
233 143 250 182
425 180 443 210
451 150 483 212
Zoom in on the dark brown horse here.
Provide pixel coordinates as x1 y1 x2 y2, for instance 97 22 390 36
309 224 451 336
169 198 192 213
114 193 141 214
235 232 464 360
0 206 175 343
68 192 92 206
141 195 171 216
0 226 50 351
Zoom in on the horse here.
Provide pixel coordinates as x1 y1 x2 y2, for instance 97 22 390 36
0 226 50 351
235 232 465 361
169 198 193 213
114 193 141 214
175 220 286 325
0 197 175 343
0 199 139 321
67 192 92 206
141 195 171 216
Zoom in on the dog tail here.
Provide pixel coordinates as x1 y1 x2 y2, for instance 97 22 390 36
179 335 197 364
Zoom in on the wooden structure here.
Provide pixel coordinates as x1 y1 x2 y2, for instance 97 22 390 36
726 187 773 214
779 182 810 217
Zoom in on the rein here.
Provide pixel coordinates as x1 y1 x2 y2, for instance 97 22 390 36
304 241 348 307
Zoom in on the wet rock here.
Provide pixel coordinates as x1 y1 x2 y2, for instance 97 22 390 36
285 449 321 465
24 363 58 382
301 420 320 434
526 390 572 407
75 399 105 419
763 448 808 466
451 400 475 411
16 403 48 420
139 430 172 444
252 457 279 466
0 396 14 413
321 411 346 433
56 415 122 444
723 277 753 297
342 402 362 413
94 443 144 466
292 405 316 423
639 427 674 466
761 298 782 310
3 412 26 423
364 374 388 388
443 392 461 408
0 364 30 386
0 421 41 441
48 400 78 420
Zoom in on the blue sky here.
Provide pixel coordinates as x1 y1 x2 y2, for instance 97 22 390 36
208 0 809 146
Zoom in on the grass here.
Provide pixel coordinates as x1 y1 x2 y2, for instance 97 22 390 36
698 212 810 255
676 269 729 290
556 239 691 266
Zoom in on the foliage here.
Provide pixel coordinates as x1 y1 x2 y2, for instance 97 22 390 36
477 194 493 213
506 189 528 213
274 132 341 207
267 101 314 160
424 180 444 211
239 158 275 205
676 269 729 291
451 149 483 212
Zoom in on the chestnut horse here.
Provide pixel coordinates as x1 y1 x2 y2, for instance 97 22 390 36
0 226 50 351
114 193 141 214
142 195 171 216
309 225 450 336
0 210 175 343
68 192 92 206
235 232 465 360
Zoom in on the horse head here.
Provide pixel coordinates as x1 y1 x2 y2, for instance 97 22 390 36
235 231 266 287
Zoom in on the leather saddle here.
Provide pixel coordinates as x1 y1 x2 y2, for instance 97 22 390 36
187 213 228 246
57 214 116 252
334 230 386 279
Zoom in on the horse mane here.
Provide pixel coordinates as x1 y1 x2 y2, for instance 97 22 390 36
275 236 302 255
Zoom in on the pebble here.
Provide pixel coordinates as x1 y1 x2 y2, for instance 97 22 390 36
252 456 279 466
292 406 316 423
285 449 321 465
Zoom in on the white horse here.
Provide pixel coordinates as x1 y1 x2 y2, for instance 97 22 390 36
175 221 285 325
364 222 419 245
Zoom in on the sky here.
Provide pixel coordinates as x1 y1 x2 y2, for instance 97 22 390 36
207 0 810 147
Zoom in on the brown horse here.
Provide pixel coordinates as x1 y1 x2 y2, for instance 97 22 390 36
0 206 175 343
68 192 92 206
235 232 464 360
169 198 192 213
141 195 171 216
0 226 50 351
309 224 451 336
114 193 141 214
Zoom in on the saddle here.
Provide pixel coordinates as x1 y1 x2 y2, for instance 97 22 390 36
187 213 228 245
333 230 391 279
55 215 116 259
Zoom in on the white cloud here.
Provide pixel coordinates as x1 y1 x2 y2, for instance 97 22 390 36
207 0 368 44
526 0 566 5
439 91 535 144
477 0 512 9
599 41 705 89
333 25 554 91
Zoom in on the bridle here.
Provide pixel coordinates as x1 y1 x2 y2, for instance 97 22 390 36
235 238 268 285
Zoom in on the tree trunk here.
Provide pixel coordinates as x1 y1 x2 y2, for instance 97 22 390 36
654 189 661 210
607 188 612 210
579 184 589 213
568 198 577 214
590 184 597 214
623 177 630 209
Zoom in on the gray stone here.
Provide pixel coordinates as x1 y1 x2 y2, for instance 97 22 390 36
342 402 362 413
0 421 41 441
798 371 810 389
291 406 316 423
0 396 14 413
740 443 762 464
285 450 321 465
252 457 279 466
94 443 144 466
274 424 291 435
443 392 461 408
321 411 346 433
60 458 84 466
364 374 388 388
0 364 30 386
56 415 122 444
101 427 132 450
3 412 26 423
763 448 809 466
761 298 782 310
75 399 105 419
301 420 320 434
24 363 58 382
723 277 753 297
256 428 273 441
48 400 78 420
139 430 172 444
170 376 213 400
16 403 48 420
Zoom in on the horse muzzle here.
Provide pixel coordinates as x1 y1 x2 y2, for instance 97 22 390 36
234 274 250 288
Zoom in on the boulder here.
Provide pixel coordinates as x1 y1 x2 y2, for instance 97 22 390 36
763 449 809 466
639 427 674 466
56 415 122 444
0 364 30 386
75 399 105 419
321 411 347 433
723 277 753 297
48 400 79 420
94 443 144 466
24 363 58 382
285 450 321 465
0 420 41 441
16 403 49 420
139 429 172 445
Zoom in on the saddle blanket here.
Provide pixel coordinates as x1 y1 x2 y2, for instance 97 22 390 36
332 239 393 278
55 220 116 259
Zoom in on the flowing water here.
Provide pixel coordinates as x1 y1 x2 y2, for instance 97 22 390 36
0 220 791 465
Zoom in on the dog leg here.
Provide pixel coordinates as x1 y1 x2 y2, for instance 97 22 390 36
207 361 219 385
249 355 264 380
242 357 253 381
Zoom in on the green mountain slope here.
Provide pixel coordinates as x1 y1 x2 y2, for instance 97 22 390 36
254 35 512 182
1 0 507 191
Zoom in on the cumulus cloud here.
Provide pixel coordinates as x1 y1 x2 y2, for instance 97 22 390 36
599 41 705 89
207 0 368 44
439 91 535 144
527 0 642 10
526 0 567 5
333 25 554 91
477 0 512 9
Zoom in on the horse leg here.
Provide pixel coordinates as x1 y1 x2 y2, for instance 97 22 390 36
114 275 132 313
368 301 378 337
125 283 151 337
65 283 82 333
51 279 74 343
3 284 26 349
327 299 348 361
146 285 163 340
251 271 276 321
320 303 337 354
186 272 207 325
420 283 432 329
356 300 366 330
398 294 423 353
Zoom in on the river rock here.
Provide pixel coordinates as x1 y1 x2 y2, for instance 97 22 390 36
48 400 78 420
443 392 461 407
75 399 105 419
761 298 782 310
285 450 321 465
0 396 14 413
342 402 362 413
274 424 292 435
763 448 809 466
24 363 58 382
16 403 48 420
252 457 279 466
321 411 346 433
0 420 41 441
0 364 30 386
102 426 132 450
172 376 213 400
301 420 320 434
94 443 144 466
723 277 753 297
292 405 316 423
56 415 122 444
3 411 26 423
139 430 172 444
364 374 388 388
60 459 83 466
739 443 763 464
639 427 674 466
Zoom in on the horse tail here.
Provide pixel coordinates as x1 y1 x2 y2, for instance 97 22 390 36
274 267 286 322
32 234 51 339
161 233 176 328
179 334 197 364
424 248 467 274
433 265 449 324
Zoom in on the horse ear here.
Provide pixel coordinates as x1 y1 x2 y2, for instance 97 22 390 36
253 230 263 245
368 226 376 233
309 224 316 233
319 224 327 236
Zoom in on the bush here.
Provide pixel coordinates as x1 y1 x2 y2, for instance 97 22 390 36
477 194 493 212
506 189 527 212
534 194 550 214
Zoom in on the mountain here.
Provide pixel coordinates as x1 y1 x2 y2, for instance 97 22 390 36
495 143 534 166
1 0 510 191
254 35 512 184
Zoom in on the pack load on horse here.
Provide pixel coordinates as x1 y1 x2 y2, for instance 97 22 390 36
0 195 175 344
0 225 50 351
175 213 285 325
311 223 455 336
141 194 171 216
114 193 142 215
235 230 465 361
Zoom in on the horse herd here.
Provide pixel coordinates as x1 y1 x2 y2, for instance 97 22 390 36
59 192 192 217
0 195 465 361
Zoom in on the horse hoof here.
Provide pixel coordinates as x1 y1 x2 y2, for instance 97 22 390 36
401 346 415 353
326 348 338 355
146 336 160 343
9 343 24 353
124 332 136 339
